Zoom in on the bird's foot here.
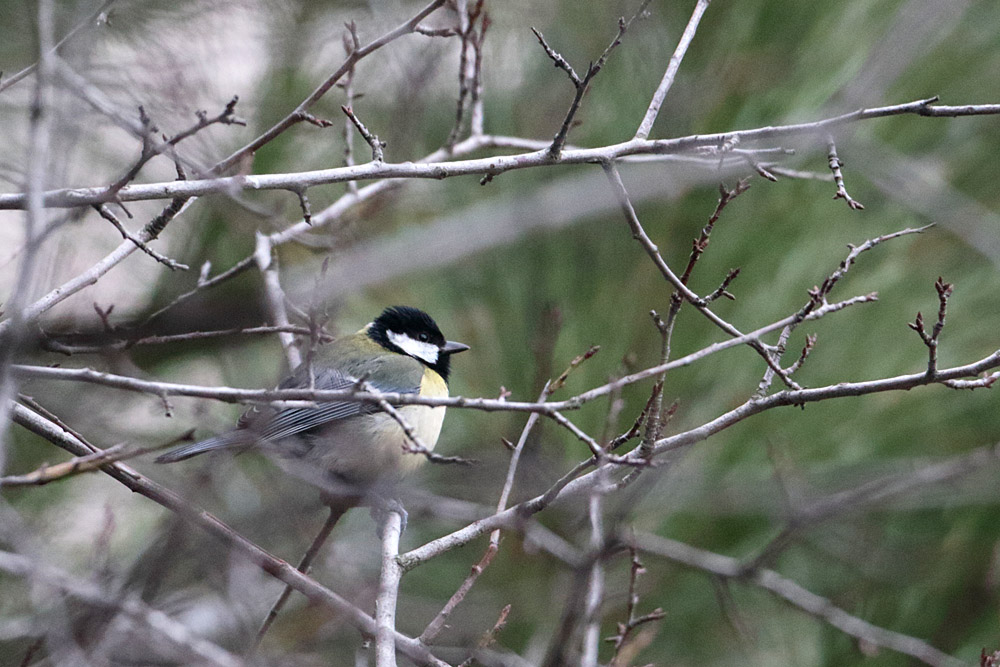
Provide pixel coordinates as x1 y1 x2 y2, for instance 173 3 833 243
371 497 408 537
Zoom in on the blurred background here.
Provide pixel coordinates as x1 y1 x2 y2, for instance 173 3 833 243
2 0 1000 665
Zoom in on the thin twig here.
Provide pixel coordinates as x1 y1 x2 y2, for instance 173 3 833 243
213 0 446 174
395 345 1000 571
342 105 386 162
456 604 511 667
635 0 712 139
419 539 499 644
254 233 302 370
105 96 245 200
39 325 333 355
359 379 474 465
341 22 361 194
0 190 192 338
26 301 984 421
0 0 116 94
446 1 485 148
1 444 124 487
826 135 865 210
603 162 801 389
469 7 489 137
421 346 600 643
254 506 348 647
606 546 665 664
909 277 953 376
581 471 608 667
94 204 189 270
533 2 650 157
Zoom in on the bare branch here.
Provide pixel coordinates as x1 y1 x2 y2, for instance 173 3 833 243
9 98 1000 211
633 533 967 667
342 105 386 162
533 2 649 157
0 550 243 667
0 193 192 339
376 510 404 667
358 378 474 465
2 444 132 487
255 233 302 370
395 345 1000 570
94 204 189 270
0 0 116 94
446 1 488 148
909 277 954 376
8 402 449 667
606 546 665 665
603 162 801 389
254 506 348 647
826 136 865 210
456 604 511 667
581 473 608 667
3 299 908 417
40 324 331 355
419 540 499 644
635 0 712 139
212 0 447 174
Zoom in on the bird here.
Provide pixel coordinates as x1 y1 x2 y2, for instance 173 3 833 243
155 305 469 507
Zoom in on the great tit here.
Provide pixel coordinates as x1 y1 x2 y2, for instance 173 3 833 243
155 306 469 499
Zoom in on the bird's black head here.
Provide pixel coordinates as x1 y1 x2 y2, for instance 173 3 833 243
368 306 469 381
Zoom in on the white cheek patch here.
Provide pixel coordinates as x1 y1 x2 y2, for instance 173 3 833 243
387 330 439 364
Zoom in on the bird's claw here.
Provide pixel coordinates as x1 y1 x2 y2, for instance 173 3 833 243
371 498 408 538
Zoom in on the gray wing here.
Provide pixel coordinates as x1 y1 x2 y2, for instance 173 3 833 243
156 363 421 464
256 366 416 442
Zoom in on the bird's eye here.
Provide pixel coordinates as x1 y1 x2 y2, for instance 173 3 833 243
419 332 429 342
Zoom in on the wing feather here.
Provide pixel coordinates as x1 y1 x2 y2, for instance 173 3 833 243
257 365 420 442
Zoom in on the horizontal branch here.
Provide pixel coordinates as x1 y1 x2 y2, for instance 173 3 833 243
3 98 998 210
4 302 872 414
11 363 563 412
41 324 333 355
652 349 1000 455
14 297 949 423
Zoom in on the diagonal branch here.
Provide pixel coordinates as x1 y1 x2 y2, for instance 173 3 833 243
211 0 447 174
635 0 712 140
94 203 189 270
826 135 865 210
0 550 243 667
632 532 968 667
0 0 117 94
532 1 650 157
603 161 801 389
8 402 449 667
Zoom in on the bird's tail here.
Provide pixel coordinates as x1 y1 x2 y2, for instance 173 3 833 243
155 430 251 463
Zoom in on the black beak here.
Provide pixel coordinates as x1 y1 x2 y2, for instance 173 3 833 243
442 340 470 355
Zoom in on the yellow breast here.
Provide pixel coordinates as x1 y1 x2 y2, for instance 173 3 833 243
300 368 450 483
